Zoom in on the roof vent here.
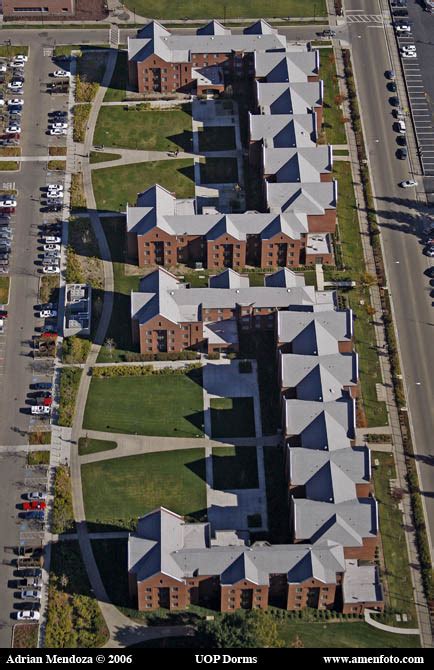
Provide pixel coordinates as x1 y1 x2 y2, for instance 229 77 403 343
236 289 240 293
287 288 291 292
170 291 175 295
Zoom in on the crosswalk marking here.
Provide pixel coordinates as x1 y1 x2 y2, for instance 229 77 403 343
43 48 53 57
346 14 384 23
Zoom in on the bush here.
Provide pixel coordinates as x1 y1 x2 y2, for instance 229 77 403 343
123 350 199 362
65 246 84 284
91 362 201 378
62 336 91 364
207 352 220 360
51 465 74 534
27 450 50 465
58 367 82 427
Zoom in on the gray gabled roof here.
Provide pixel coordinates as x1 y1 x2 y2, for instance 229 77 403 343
277 309 353 350
129 508 346 586
256 81 323 115
263 146 333 183
266 180 337 214
284 398 355 447
197 20 231 36
209 268 250 289
255 50 320 82
289 446 370 494
249 112 317 148
279 351 358 400
265 267 306 288
293 498 378 546
129 20 287 63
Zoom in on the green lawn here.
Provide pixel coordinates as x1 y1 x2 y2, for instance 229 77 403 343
97 217 141 362
78 437 117 456
200 157 238 184
89 151 121 164
104 50 128 102
372 452 417 622
0 276 9 304
83 371 204 437
94 106 193 152
122 0 326 19
347 288 388 427
92 159 195 212
276 620 420 649
198 126 236 152
210 397 256 438
334 162 364 273
212 446 259 489
320 48 347 146
82 449 207 528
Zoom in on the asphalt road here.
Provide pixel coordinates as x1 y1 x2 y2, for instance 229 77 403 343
346 0 434 551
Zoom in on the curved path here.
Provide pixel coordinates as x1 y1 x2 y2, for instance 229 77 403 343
66 49 186 648
364 610 420 636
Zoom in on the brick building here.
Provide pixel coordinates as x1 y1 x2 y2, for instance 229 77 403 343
130 266 335 355
126 184 334 270
2 0 75 16
128 507 382 613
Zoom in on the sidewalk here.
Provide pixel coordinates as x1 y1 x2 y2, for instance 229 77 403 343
89 146 195 170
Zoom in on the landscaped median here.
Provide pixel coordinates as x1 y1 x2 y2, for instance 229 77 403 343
121 0 326 20
51 465 75 535
81 449 207 530
45 541 108 648
58 367 82 427
83 364 204 437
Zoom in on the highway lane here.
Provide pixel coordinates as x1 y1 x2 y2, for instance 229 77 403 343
347 0 434 550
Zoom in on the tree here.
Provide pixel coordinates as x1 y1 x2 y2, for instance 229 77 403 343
104 338 116 359
197 610 284 648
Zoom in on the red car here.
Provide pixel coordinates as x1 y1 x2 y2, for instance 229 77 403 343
22 501 46 511
42 396 52 406
41 331 57 339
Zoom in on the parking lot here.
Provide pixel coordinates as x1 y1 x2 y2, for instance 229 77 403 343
392 2 434 176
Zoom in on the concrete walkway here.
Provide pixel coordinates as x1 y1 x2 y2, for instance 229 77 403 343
89 146 195 170
364 609 419 636
331 20 432 647
78 429 280 465
0 156 52 162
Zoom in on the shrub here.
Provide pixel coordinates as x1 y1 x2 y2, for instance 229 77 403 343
58 367 82 427
207 352 220 360
91 362 201 378
62 336 91 364
51 465 74 534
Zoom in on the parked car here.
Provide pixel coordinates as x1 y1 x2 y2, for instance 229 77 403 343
17 610 40 621
42 265 60 274
30 405 51 415
397 135 407 146
43 236 61 244
397 148 408 159
20 590 41 600
46 193 63 201
45 205 62 213
399 179 417 188
5 125 20 134
11 61 25 69
49 123 67 130
31 382 52 390
43 244 60 252
7 82 23 91
8 98 23 107
47 184 63 191
425 245 434 257
52 70 70 78
389 96 400 107
0 310 8 318
16 568 42 578
401 50 417 58
13 55 28 63
24 510 45 521
38 309 57 318
49 128 66 136
27 491 47 501
22 501 46 511
385 69 396 80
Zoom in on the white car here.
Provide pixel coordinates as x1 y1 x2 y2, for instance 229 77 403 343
7 83 23 92
44 236 61 244
50 128 66 136
395 25 411 33
39 309 57 318
399 180 418 188
42 265 60 274
53 70 70 78
20 590 41 600
43 244 60 252
47 192 63 200
30 405 51 414
27 491 47 501
47 184 63 191
0 198 17 208
14 55 28 63
402 51 417 58
8 99 23 107
398 120 406 133
6 125 20 134
50 122 68 130
0 64 6 73
17 610 40 621
11 61 25 69
0 99 4 107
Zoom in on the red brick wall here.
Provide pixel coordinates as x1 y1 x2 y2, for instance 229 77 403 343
342 599 384 615
220 581 269 612
3 0 74 16
287 578 337 610
135 55 193 94
307 209 336 233
138 314 204 354
343 536 378 562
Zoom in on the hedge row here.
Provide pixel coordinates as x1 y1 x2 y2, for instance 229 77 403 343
91 362 201 378
122 350 199 362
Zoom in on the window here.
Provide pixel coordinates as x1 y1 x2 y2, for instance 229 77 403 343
295 588 302 593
